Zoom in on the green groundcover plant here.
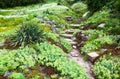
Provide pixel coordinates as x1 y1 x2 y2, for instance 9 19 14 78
93 54 120 79
0 42 88 79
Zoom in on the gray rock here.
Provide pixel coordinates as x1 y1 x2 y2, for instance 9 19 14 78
46 20 52 24
73 45 77 49
51 20 56 25
82 11 90 18
40 17 44 23
87 52 99 62
64 38 73 42
98 34 103 38
100 49 107 53
60 34 73 38
65 16 73 21
70 24 80 27
65 29 75 34
69 41 77 45
36 14 43 18
0 40 5 47
98 23 106 28
4 71 11 77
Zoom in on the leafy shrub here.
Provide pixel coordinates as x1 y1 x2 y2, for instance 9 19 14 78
114 0 120 11
71 2 87 16
93 54 120 79
60 38 72 52
83 0 112 13
83 30 106 41
0 0 44 8
0 42 88 79
109 35 120 47
10 22 46 46
8 72 25 79
105 18 120 35
36 42 88 79
0 47 37 74
46 32 72 52
81 36 114 53
46 32 59 42
80 10 110 27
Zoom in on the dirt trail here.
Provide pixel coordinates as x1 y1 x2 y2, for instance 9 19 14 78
67 49 94 79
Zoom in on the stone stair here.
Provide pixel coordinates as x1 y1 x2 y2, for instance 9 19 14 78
64 29 75 34
59 24 80 47
59 20 95 78
60 34 73 39
87 52 99 63
69 24 80 29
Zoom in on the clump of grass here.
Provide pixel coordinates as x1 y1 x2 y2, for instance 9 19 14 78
10 22 46 46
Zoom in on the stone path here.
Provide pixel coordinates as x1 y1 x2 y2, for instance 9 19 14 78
68 49 94 79
59 23 95 79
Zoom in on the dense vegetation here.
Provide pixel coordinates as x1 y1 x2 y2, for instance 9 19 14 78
0 0 44 8
0 0 120 79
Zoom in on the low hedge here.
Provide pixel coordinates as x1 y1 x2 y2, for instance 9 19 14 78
0 0 44 8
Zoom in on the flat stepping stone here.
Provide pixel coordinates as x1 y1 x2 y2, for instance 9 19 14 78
72 45 77 49
69 41 77 45
60 34 73 38
70 24 80 27
87 52 99 63
64 38 74 42
65 29 75 34
70 49 80 57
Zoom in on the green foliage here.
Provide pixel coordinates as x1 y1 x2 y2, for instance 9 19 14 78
10 22 46 46
0 17 26 27
93 54 120 79
109 35 120 47
0 47 37 74
0 0 44 8
60 38 72 52
36 42 66 66
71 2 87 16
81 36 114 53
46 32 72 52
83 0 112 12
0 42 87 79
83 30 106 41
105 18 120 35
36 42 88 79
46 32 59 42
8 72 25 79
80 10 110 27
114 0 120 11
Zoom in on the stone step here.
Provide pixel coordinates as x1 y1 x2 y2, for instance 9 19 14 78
60 34 73 38
70 49 80 57
70 24 80 28
65 29 75 34
87 52 99 63
65 16 73 21
0 40 5 47
69 41 77 45
64 38 75 42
